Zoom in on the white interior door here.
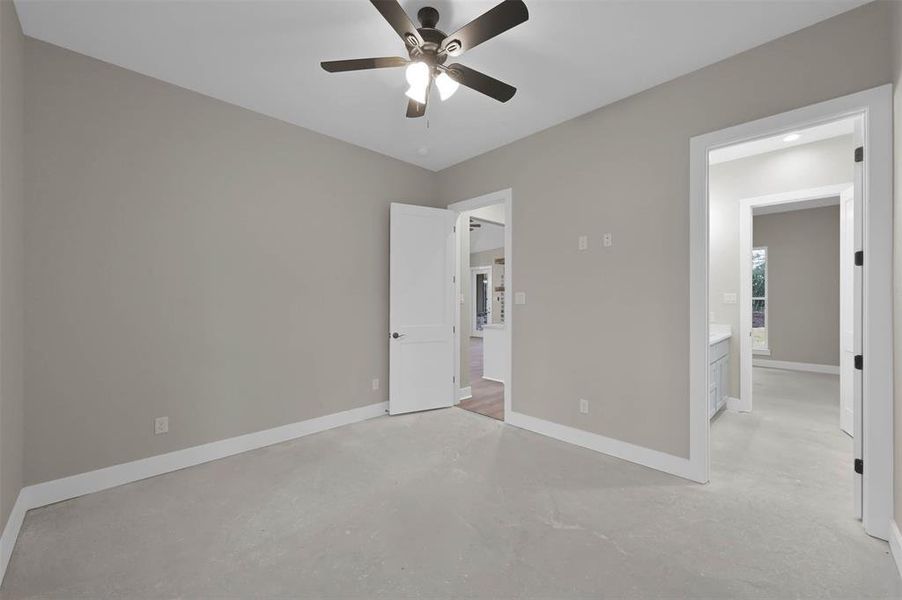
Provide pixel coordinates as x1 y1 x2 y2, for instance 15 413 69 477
389 203 456 416
839 186 855 436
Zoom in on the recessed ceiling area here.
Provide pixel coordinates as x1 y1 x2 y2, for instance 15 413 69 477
15 0 868 170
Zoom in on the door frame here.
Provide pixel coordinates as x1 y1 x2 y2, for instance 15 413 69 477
449 189 513 422
736 183 852 413
470 265 493 337
689 84 892 540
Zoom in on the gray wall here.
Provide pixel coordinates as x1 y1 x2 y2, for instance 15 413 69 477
709 135 852 395
753 206 840 365
23 39 438 485
436 2 891 459
0 0 25 532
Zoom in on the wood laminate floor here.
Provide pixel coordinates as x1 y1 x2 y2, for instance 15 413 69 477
459 336 504 420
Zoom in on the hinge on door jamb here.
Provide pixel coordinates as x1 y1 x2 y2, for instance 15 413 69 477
854 354 863 370
453 375 456 383
854 250 863 267
854 458 863 474
854 146 863 163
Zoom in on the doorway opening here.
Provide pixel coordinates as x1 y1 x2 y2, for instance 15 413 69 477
456 206 507 421
387 189 511 425
690 85 892 540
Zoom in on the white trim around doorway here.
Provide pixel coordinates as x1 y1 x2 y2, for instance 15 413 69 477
689 84 892 540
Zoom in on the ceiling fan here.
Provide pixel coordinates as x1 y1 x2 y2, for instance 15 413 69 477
321 0 528 118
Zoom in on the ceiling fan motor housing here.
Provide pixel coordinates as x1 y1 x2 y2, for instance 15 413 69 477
409 7 453 65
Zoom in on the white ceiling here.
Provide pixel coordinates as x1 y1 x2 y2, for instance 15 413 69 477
15 0 868 171
709 117 856 165
470 219 504 253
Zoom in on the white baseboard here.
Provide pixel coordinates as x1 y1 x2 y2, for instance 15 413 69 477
752 359 839 375
889 521 902 581
0 401 387 585
481 376 504 384
725 396 749 412
0 491 28 586
507 411 702 483
457 386 472 401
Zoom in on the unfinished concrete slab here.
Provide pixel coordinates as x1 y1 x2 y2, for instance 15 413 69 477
2 368 899 598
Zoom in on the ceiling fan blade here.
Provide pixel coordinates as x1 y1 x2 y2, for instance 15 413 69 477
406 98 426 118
446 64 516 103
440 0 528 56
321 57 408 73
370 0 424 48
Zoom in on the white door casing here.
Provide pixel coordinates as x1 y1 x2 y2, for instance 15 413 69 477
851 118 864 520
389 203 457 416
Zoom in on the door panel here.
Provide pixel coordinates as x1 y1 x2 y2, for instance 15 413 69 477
389 203 456 416
839 187 854 436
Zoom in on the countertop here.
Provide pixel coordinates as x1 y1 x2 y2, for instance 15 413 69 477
709 323 732 345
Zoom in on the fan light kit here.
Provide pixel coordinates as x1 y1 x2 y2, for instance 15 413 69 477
321 0 529 118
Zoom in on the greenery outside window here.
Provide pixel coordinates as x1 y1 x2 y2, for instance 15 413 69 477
752 246 768 352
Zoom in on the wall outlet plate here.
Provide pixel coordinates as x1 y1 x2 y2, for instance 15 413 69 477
578 235 588 250
723 292 737 305
579 399 589 414
603 233 613 247
154 416 169 435
514 292 526 305
371 378 380 391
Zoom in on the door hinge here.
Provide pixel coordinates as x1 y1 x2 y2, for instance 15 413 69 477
854 146 863 163
452 275 456 283
854 250 863 267
453 375 456 383
453 225 456 233
854 354 863 370
452 325 455 334
854 458 863 474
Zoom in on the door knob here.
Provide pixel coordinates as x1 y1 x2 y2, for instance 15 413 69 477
391 332 405 339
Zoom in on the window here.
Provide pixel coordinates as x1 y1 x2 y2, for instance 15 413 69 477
751 246 768 351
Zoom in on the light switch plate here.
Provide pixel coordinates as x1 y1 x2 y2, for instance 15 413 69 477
579 399 589 414
578 235 588 251
603 233 613 247
514 292 526 305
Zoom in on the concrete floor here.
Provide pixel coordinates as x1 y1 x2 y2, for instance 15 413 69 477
3 368 900 598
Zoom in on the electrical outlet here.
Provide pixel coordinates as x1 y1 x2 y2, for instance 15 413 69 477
579 399 589 414
723 292 737 305
514 292 526 305
154 416 169 435
603 233 613 247
578 235 588 251
371 378 380 391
